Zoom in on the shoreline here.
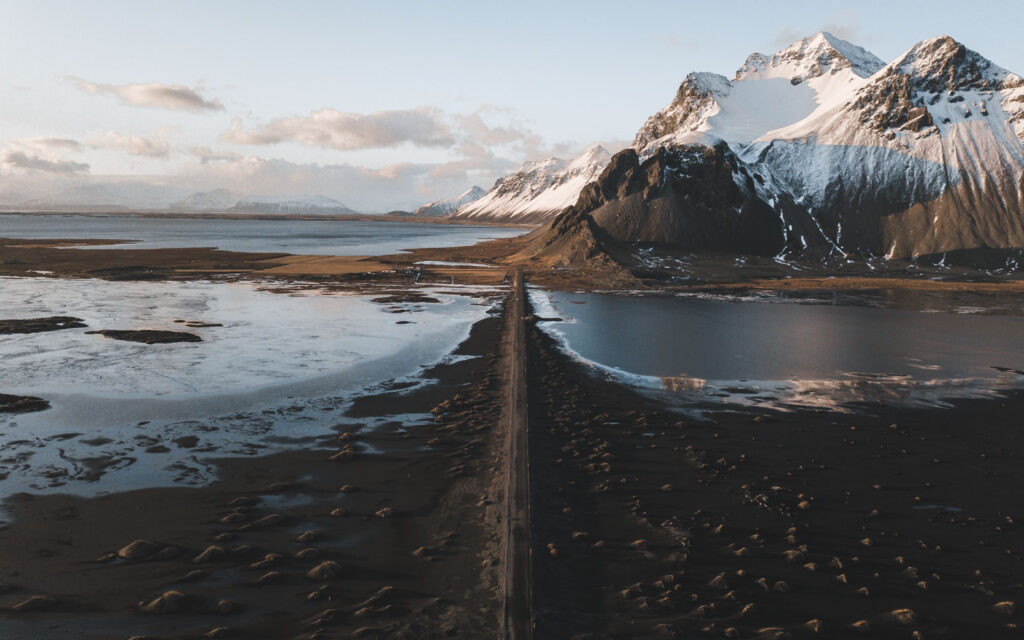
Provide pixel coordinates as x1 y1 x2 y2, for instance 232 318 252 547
5 234 1024 300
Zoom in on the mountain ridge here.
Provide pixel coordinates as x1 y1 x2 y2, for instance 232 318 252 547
524 32 1024 265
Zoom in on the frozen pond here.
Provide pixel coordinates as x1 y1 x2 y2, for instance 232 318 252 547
0 213 526 255
0 276 499 504
532 288 1024 412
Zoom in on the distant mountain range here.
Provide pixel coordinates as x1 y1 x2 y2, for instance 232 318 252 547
410 186 486 217
513 32 1024 263
3 185 358 215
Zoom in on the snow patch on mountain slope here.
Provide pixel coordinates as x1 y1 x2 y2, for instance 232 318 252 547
453 144 611 222
636 32 884 150
411 186 486 217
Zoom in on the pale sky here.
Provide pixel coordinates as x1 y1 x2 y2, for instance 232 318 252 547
1 0 1022 211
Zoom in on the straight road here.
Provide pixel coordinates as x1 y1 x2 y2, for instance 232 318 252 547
503 267 533 639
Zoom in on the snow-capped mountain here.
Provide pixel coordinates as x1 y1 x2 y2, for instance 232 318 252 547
541 33 1024 262
411 186 486 217
634 32 885 149
228 194 357 215
452 143 612 223
172 188 242 211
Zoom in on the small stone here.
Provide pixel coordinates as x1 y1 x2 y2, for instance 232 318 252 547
249 553 284 570
889 609 916 624
306 561 343 580
993 601 1015 615
193 545 227 563
118 539 162 561
11 595 60 612
140 590 185 614
784 549 805 563
256 571 284 585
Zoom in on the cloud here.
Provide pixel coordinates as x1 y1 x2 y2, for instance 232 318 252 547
69 77 223 112
219 104 552 156
9 137 83 153
88 131 170 157
220 106 456 150
1 150 89 174
188 145 243 164
179 149 517 212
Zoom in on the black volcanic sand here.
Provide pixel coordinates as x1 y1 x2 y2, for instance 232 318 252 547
0 394 50 414
85 329 203 344
0 310 511 639
0 316 87 334
525 314 1023 639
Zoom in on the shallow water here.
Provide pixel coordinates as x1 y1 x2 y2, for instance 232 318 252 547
0 213 526 255
0 276 499 503
532 289 1024 411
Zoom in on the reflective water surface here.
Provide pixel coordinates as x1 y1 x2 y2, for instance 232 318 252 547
0 213 526 255
0 276 499 504
532 288 1024 412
